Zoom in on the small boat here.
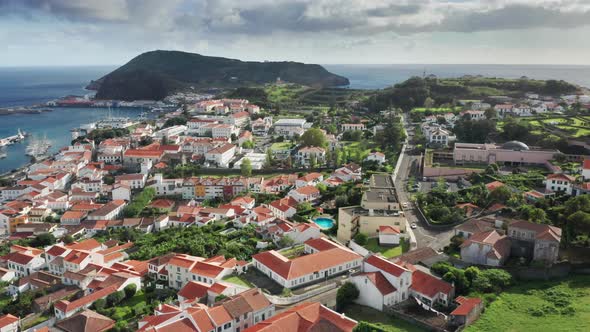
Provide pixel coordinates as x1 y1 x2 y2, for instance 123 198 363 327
0 147 7 159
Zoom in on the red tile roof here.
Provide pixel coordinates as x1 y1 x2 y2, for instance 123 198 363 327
357 271 397 295
365 255 409 277
379 225 400 234
485 181 505 191
177 281 210 300
55 286 117 314
244 302 357 332
0 314 18 328
451 296 482 316
411 270 454 298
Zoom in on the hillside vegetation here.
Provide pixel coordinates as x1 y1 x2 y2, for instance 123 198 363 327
92 50 349 100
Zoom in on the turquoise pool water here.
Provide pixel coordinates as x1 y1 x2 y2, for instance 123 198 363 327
314 217 335 229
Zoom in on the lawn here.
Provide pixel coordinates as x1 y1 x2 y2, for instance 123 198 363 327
270 142 294 151
343 304 426 332
342 141 374 160
467 275 590 332
222 274 255 288
109 291 148 321
364 238 409 259
278 244 305 259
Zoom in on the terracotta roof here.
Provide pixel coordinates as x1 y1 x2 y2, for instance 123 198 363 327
55 309 115 332
67 239 102 251
379 225 400 234
177 281 210 300
455 218 495 235
461 230 511 261
451 296 482 316
64 250 90 265
411 270 454 298
295 185 320 196
253 245 360 280
124 149 164 158
55 286 117 314
0 314 18 328
244 302 357 332
191 261 225 278
61 210 88 220
508 220 562 242
356 271 397 295
365 255 409 277
547 173 575 182
485 181 505 191
584 159 590 170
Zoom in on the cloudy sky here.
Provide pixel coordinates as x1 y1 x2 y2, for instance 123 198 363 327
2 0 590 66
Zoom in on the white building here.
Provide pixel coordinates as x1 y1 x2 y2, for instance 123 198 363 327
273 119 308 137
296 146 326 167
205 143 236 168
545 173 575 195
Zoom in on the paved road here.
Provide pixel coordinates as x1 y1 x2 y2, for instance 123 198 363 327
395 117 455 251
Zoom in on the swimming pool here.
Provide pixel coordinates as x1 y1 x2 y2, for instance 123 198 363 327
313 217 335 229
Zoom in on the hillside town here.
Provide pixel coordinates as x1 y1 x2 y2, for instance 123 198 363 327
1 79 590 332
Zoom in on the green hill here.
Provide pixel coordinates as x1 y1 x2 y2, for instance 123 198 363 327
91 50 349 101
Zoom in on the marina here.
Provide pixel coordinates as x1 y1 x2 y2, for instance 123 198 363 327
0 128 27 147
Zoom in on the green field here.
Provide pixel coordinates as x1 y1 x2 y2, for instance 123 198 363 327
467 275 590 332
364 238 409 259
265 84 309 104
270 142 295 151
222 274 254 288
343 304 426 332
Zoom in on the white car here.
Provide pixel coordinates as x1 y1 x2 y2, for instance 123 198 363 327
401 202 409 209
410 223 418 229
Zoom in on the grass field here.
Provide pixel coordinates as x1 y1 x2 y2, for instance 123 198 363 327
265 84 309 104
364 238 409 258
270 142 294 151
222 274 255 288
467 275 590 332
343 304 426 332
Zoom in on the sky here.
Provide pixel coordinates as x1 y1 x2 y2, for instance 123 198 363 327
2 0 590 66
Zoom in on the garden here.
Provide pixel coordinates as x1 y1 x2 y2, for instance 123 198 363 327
362 237 410 259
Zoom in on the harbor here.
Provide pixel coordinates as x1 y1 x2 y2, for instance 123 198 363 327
0 106 148 174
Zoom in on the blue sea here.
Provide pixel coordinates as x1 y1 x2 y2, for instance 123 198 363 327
2 64 590 174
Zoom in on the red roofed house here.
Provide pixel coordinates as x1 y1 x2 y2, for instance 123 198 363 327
351 255 412 310
61 210 88 225
287 185 320 203
366 151 387 164
268 197 298 219
450 296 484 327
54 285 117 319
460 230 511 266
545 173 575 195
378 225 401 245
87 200 127 221
296 146 326 167
0 314 19 332
243 301 357 332
230 196 255 209
252 238 362 289
123 149 164 169
295 172 324 188
410 270 455 308
507 220 561 263
204 143 236 168
5 245 45 277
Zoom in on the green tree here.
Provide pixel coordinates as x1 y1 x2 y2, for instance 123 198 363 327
242 140 255 149
124 284 137 299
240 158 253 177
31 233 56 247
336 282 359 311
107 291 125 306
299 128 327 148
93 298 106 310
354 233 368 245
489 186 512 204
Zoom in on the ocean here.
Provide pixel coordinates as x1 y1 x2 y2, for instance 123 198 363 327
2 64 590 173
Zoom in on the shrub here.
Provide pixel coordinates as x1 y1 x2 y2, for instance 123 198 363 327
124 284 137 299
107 291 125 306
93 298 106 310
354 233 368 246
337 282 360 311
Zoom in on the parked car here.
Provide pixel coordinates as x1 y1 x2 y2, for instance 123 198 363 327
410 223 417 229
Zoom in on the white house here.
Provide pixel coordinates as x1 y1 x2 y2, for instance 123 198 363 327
341 123 366 132
0 314 19 332
287 185 321 203
252 238 362 289
273 119 307 137
112 184 131 201
583 159 590 181
205 143 236 168
5 246 45 277
545 173 575 195
460 230 511 267
378 225 401 245
296 146 326 167
366 152 386 164
115 173 147 190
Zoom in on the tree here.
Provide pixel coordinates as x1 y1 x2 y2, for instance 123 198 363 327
484 108 497 119
278 235 295 248
124 284 137 299
423 97 435 109
309 154 317 169
107 291 125 306
93 298 106 310
265 149 274 169
299 128 327 148
354 233 368 245
63 234 74 244
336 282 359 310
242 140 255 149
31 233 56 247
489 186 512 204
240 158 253 177
502 117 531 141
163 117 187 128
